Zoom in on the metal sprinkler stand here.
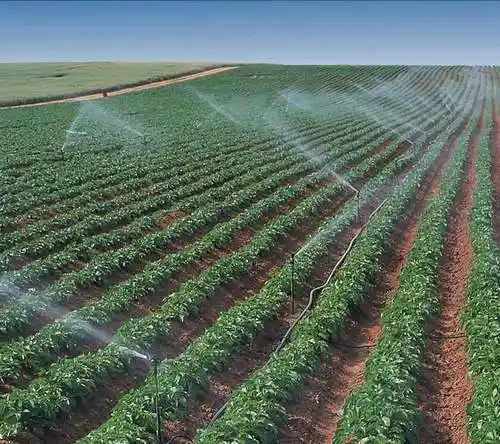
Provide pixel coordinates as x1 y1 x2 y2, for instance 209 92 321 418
356 190 361 227
290 253 295 315
152 358 163 444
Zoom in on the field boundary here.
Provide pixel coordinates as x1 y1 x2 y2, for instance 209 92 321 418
0 66 238 109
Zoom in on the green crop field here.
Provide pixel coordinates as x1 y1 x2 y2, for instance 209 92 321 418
0 62 219 106
0 63 499 444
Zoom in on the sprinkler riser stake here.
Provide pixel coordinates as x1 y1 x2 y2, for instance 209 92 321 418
290 253 295 315
153 359 163 444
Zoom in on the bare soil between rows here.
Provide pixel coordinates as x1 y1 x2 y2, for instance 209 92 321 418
29 136 407 443
278 111 467 444
491 99 500 246
161 140 420 441
416 105 484 444
36 186 353 444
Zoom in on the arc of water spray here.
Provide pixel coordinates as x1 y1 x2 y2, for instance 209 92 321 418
366 80 443 128
262 90 292 121
188 87 240 125
349 81 421 135
379 81 447 141
85 103 145 137
66 130 88 135
62 102 146 153
342 93 414 145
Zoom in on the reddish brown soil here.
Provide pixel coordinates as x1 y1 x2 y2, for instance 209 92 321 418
278 114 464 444
6 132 428 442
491 100 500 246
162 227 361 442
416 108 484 444
159 137 423 441
44 133 402 442
157 210 189 229
38 186 353 443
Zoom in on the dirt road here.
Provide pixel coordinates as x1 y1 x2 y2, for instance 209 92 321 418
2 66 238 109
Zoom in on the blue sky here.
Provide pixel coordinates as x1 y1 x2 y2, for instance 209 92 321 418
1 0 499 65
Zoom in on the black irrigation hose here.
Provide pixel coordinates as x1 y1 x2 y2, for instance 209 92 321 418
427 332 468 340
273 196 389 357
205 196 389 429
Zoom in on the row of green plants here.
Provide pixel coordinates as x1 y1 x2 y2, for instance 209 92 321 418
463 99 500 442
78 123 437 444
0 116 385 275
0 130 418 441
194 98 481 444
1 67 468 273
0 112 391 261
0 124 411 376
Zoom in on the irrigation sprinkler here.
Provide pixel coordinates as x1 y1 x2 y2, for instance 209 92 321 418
340 179 360 226
356 189 361 226
151 357 164 444
290 253 295 315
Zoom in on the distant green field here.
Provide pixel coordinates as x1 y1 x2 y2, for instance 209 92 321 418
0 62 219 106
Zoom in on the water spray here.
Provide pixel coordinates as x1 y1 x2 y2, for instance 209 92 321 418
353 82 375 97
342 94 415 146
66 130 88 135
